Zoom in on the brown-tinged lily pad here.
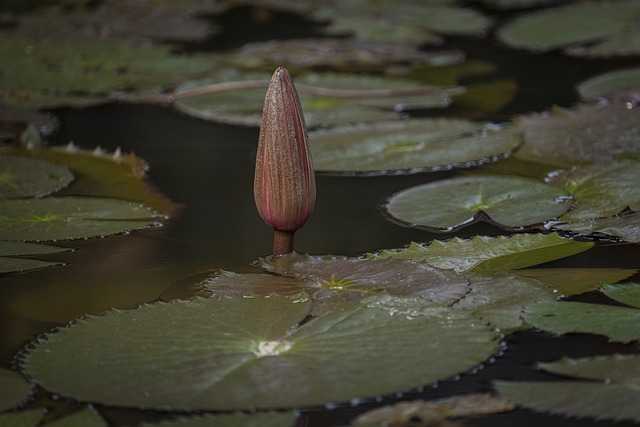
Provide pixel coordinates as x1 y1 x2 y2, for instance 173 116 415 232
510 103 640 167
22 294 500 410
383 175 571 230
496 354 640 422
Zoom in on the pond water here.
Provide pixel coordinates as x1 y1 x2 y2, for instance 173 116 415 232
1 3 640 427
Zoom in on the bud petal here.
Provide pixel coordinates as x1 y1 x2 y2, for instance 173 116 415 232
254 67 316 240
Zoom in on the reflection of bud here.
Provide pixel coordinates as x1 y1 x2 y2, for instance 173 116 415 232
254 67 316 256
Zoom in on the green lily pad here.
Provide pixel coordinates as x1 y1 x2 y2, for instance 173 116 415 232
576 67 640 101
496 0 640 57
0 409 43 427
310 119 521 174
0 155 73 199
0 196 162 241
601 282 640 308
510 103 640 167
22 295 500 410
3 144 176 213
512 268 638 296
453 273 557 332
371 233 593 273
554 211 640 243
524 283 640 343
311 0 492 44
552 159 640 221
46 407 107 427
174 72 456 128
0 368 30 411
229 38 464 72
495 354 640 422
0 241 71 274
0 35 213 108
383 175 571 230
139 412 297 427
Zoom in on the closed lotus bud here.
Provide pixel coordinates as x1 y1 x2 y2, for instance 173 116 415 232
254 67 316 255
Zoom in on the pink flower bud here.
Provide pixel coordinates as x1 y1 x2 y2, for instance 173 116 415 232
254 67 316 255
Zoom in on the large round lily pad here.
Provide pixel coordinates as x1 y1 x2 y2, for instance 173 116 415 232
0 196 162 241
383 175 571 230
22 295 500 410
0 155 74 198
310 119 521 175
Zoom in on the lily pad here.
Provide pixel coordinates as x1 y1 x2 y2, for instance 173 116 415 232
0 155 74 199
552 159 640 221
310 119 521 175
311 0 492 44
524 283 640 343
139 412 297 427
0 34 213 108
576 67 640 101
0 106 58 142
371 233 593 273
353 393 514 426
0 241 71 274
510 103 640 167
46 407 107 427
383 175 571 230
553 211 640 243
495 354 640 422
0 409 42 427
0 368 30 411
512 268 638 296
22 295 500 410
496 0 640 57
4 144 176 213
0 196 162 241
601 282 640 308
174 72 457 128
452 273 557 332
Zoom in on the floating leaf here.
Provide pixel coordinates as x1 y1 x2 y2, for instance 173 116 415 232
312 0 492 44
383 175 571 230
0 241 71 274
0 197 162 241
229 38 464 72
576 67 640 101
510 103 640 167
372 233 593 273
553 159 640 221
601 283 640 309
0 155 73 199
496 0 640 57
512 268 637 296
495 354 640 422
0 35 213 108
310 119 521 175
174 72 457 128
0 368 30 411
524 284 640 343
139 412 297 427
0 409 42 427
553 211 640 243
46 407 107 427
3 144 176 213
353 393 514 425
453 273 557 331
23 295 499 410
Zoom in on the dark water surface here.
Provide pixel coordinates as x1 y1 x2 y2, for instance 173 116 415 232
2 3 640 426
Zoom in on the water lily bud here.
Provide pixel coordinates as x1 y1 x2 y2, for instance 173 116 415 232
254 67 316 255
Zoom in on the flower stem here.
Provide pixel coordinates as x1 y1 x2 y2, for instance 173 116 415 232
273 229 296 256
